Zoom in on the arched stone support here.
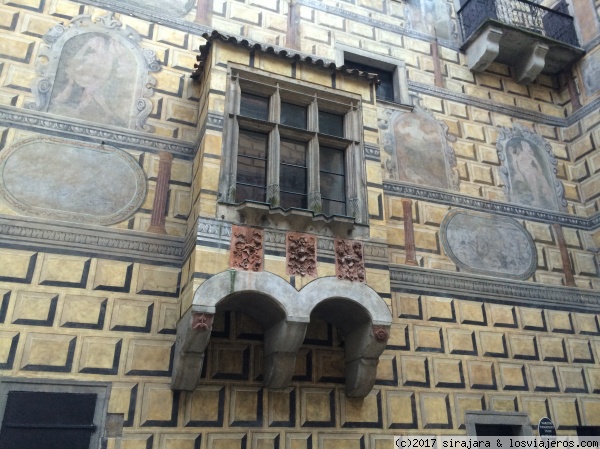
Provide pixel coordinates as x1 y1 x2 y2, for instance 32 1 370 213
171 270 392 397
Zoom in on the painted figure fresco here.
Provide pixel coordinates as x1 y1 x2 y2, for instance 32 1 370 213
379 106 459 190
49 33 135 128
580 48 600 97
29 13 160 132
405 0 458 42
497 125 565 212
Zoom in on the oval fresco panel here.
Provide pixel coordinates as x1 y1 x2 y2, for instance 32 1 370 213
440 210 537 280
0 137 147 225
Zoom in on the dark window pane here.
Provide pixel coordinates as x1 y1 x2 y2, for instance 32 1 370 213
322 199 346 216
0 391 97 449
240 92 269 120
237 156 266 186
3 392 96 426
319 147 345 175
320 172 345 201
318 111 344 137
281 192 307 209
238 130 268 159
280 139 306 166
281 102 307 129
343 60 394 102
235 184 266 203
0 428 94 449
280 165 307 194
236 130 267 203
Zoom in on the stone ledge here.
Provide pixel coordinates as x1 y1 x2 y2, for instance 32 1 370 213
383 181 600 230
390 264 600 313
0 215 184 266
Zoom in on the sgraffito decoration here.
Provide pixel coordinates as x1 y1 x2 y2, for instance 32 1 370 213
286 232 317 277
230 225 264 272
29 12 160 132
440 209 537 280
379 105 459 191
335 239 366 282
497 125 566 212
0 137 147 225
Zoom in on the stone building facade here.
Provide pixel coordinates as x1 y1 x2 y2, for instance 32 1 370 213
0 0 600 447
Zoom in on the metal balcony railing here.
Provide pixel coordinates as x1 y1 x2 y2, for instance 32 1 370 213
458 0 580 47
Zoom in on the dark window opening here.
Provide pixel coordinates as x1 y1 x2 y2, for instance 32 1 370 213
280 138 307 209
577 427 600 436
475 424 521 436
318 111 344 137
236 130 268 203
240 92 269 121
343 60 394 102
281 102 307 129
0 391 97 449
320 146 346 216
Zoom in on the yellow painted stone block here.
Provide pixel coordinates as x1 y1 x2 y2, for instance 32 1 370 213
39 254 89 286
21 333 74 369
0 249 36 281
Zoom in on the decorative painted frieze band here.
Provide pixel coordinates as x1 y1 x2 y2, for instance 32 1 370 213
383 181 599 230
0 215 184 265
408 81 600 128
390 264 600 313
0 106 194 157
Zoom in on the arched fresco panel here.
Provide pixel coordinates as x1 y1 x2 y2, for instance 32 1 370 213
497 125 566 212
28 13 160 132
379 105 459 190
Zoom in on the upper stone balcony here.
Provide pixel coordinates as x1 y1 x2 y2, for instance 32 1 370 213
458 0 584 83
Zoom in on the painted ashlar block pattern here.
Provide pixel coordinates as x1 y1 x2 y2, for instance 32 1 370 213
4 246 600 445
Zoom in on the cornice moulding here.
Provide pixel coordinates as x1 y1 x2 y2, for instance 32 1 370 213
383 181 600 230
390 264 600 313
0 215 184 265
0 106 195 158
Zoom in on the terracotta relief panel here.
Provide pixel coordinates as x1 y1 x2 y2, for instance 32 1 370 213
497 125 566 212
335 239 366 282
286 232 317 277
379 105 459 191
440 209 537 280
0 137 147 225
29 13 160 132
230 225 264 272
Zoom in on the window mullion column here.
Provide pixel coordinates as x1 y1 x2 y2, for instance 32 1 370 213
345 103 367 223
267 84 281 207
307 97 321 213
221 73 241 203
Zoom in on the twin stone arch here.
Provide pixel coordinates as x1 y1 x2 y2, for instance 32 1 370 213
172 270 392 397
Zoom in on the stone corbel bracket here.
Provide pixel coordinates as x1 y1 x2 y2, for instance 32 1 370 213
171 270 392 397
466 26 503 73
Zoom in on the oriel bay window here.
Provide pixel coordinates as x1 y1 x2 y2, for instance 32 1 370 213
220 66 368 224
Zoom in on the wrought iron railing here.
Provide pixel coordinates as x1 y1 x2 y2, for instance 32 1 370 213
458 0 579 47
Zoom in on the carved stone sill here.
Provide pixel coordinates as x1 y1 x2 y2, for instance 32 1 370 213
217 202 369 238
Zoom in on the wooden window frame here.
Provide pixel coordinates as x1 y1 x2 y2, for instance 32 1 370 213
219 64 368 224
